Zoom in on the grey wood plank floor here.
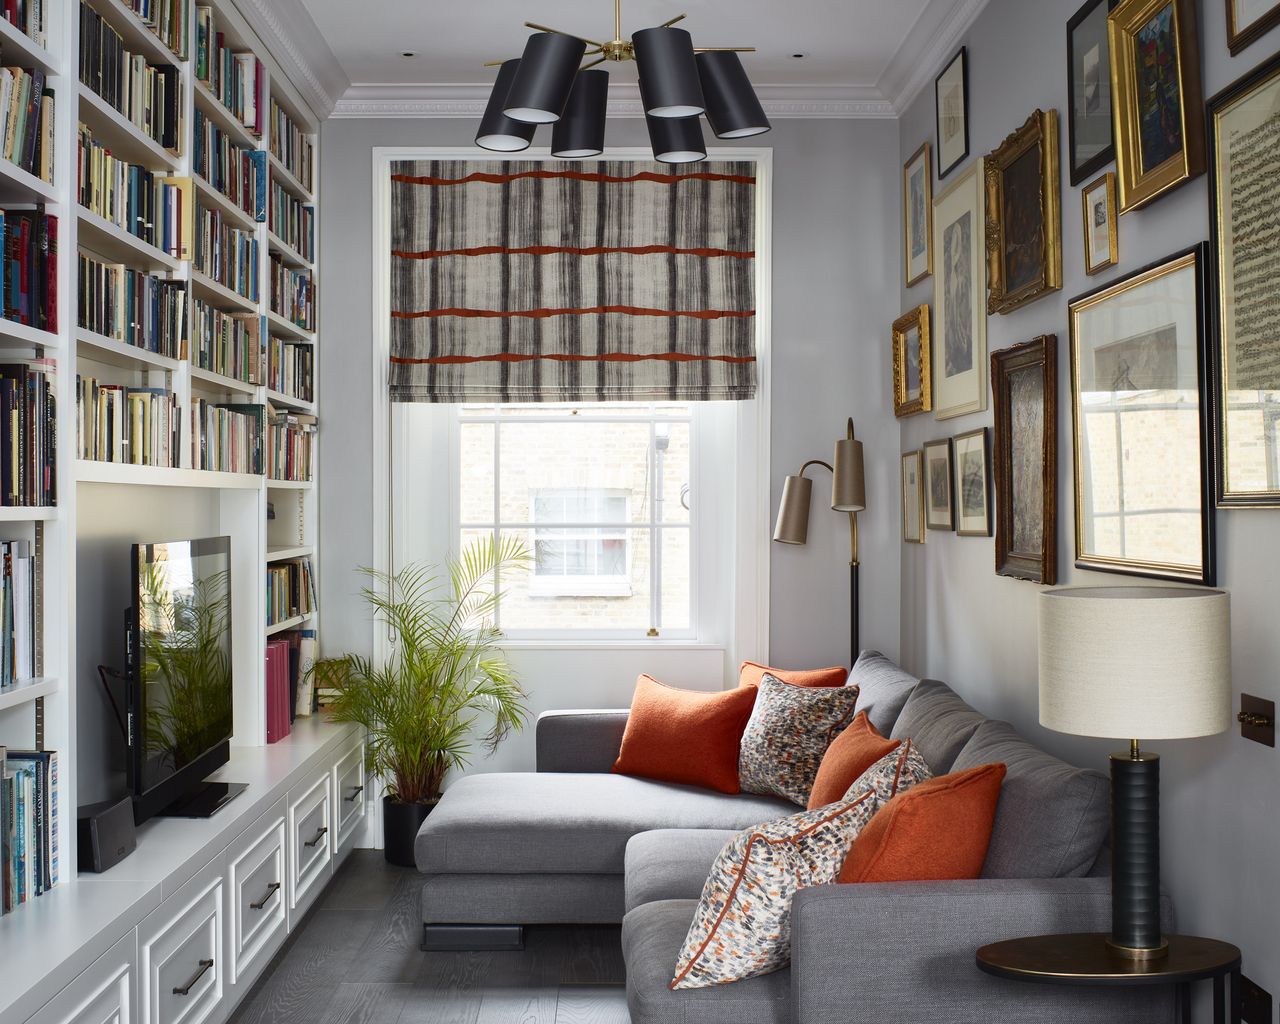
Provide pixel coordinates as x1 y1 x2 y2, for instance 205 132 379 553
229 851 630 1024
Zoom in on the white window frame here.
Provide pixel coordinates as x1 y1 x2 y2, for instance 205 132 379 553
528 486 634 599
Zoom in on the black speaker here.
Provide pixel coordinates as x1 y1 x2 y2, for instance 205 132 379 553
78 797 136 872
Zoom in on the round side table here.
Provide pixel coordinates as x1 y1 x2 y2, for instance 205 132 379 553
976 933 1242 1024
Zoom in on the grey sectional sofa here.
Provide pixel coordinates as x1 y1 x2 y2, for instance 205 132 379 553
415 652 1175 1023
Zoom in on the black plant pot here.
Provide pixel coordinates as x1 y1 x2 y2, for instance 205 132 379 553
383 795 436 867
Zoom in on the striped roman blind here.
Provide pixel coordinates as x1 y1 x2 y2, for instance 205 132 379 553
388 160 758 403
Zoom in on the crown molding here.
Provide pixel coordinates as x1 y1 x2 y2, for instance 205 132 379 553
235 0 350 119
877 0 991 113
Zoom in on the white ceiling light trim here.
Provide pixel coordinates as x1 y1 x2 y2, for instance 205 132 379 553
236 0 350 117
876 0 992 113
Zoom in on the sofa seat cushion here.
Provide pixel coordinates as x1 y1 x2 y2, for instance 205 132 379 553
889 679 988 774
415 772 796 875
623 899 791 1024
626 829 739 913
848 651 921 735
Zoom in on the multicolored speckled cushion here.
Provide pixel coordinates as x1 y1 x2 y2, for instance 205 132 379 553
738 673 861 805
670 740 933 990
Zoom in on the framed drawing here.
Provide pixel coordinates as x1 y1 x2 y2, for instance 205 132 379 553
992 336 1057 584
904 142 933 287
932 159 987 419
1082 172 1118 274
893 305 932 417
985 109 1062 315
935 48 969 179
1067 0 1119 186
952 428 991 537
1208 53 1280 506
923 438 954 531
1068 245 1215 585
1225 0 1280 55
902 450 925 543
1108 0 1205 212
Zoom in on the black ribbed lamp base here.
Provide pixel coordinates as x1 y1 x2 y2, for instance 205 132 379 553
1110 750 1165 959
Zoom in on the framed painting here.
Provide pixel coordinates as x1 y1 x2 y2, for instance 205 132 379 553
1068 245 1215 585
1082 172 1118 274
935 47 970 179
1225 0 1280 55
952 428 991 537
932 159 987 420
1067 0 1119 186
985 109 1062 315
902 450 925 543
893 304 932 417
991 336 1057 584
923 438 954 531
1208 53 1280 506
1108 0 1205 212
904 142 933 287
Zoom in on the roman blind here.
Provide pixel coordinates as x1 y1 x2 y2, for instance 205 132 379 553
388 160 757 403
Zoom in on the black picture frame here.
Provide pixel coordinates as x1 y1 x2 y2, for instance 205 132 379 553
1066 0 1119 187
934 47 969 180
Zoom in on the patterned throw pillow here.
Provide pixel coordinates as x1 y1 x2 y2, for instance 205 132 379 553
670 741 933 990
738 673 861 804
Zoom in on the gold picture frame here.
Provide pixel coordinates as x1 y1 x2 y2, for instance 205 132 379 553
902 450 925 544
1081 172 1118 274
903 142 934 287
1108 0 1205 213
1225 0 1280 55
984 109 1062 316
892 304 932 417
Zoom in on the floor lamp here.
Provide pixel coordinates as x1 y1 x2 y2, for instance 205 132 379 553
772 418 866 666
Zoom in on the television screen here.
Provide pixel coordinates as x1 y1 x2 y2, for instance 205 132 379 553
129 537 233 803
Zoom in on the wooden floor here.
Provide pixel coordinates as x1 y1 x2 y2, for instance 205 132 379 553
230 851 630 1024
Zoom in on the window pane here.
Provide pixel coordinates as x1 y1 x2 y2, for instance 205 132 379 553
658 421 691 524
459 422 496 524
658 527 692 630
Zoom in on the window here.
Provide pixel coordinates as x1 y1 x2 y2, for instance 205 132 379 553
531 489 631 597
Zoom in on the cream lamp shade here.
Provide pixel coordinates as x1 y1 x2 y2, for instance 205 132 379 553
831 435 865 512
1038 587 1231 740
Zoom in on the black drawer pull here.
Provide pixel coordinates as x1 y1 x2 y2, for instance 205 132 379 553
249 882 281 910
303 826 328 848
172 959 214 996
344 785 364 802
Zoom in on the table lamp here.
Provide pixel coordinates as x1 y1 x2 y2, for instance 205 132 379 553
1038 586 1231 960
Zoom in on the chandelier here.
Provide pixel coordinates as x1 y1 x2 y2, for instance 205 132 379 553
476 0 770 163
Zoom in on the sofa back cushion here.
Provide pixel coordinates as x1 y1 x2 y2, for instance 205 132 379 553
848 651 920 735
889 679 988 774
952 720 1109 878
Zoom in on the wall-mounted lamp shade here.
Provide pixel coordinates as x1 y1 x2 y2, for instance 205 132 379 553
633 26 705 117
696 51 771 138
551 69 609 158
503 32 587 123
645 111 706 163
831 437 866 511
1039 587 1232 741
476 60 538 152
773 474 813 545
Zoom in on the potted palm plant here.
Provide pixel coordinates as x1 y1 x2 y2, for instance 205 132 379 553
324 537 529 866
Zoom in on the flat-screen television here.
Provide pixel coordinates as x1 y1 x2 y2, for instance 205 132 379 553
127 536 244 822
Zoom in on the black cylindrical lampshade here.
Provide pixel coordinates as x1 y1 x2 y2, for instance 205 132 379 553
633 26 704 117
697 51 771 138
503 32 587 123
645 110 706 164
475 60 537 152
551 69 609 158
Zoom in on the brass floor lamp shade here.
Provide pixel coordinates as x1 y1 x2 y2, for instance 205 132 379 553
773 419 866 665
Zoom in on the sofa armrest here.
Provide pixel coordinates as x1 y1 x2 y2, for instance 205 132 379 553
535 709 629 773
790 879 1175 1024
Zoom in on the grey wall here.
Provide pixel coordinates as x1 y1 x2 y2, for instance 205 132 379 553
319 116 903 674
898 0 1280 995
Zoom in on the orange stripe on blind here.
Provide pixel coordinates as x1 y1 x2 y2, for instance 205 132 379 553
391 244 755 260
390 169 757 186
390 352 757 365
391 305 755 321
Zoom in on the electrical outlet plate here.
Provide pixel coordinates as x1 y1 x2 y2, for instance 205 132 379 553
1240 694 1275 747
1240 974 1271 1024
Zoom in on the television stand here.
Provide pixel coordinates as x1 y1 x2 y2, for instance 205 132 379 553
158 781 248 819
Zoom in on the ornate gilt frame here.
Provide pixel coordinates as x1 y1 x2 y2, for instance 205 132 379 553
984 109 1062 316
1081 172 1118 274
892 304 932 417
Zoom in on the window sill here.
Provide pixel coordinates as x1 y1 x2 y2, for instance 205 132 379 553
499 640 725 652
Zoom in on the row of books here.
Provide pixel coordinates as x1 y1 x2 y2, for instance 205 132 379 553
79 1 183 152
77 126 188 257
266 555 315 627
0 64 52 183
191 398 261 473
191 299 257 383
2 209 57 332
1 747 58 915
0 360 56 506
268 98 312 194
124 0 189 60
2 2 47 49
268 182 313 263
267 406 313 482
0 540 35 687
194 107 258 219
76 376 179 466
196 203 258 301
267 335 313 404
268 258 312 331
265 629 317 743
77 250 187 357
195 6 264 138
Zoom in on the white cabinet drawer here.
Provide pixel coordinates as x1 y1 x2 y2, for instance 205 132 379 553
138 870 224 1024
225 800 287 987
25 932 136 1024
287 773 331 916
331 743 366 854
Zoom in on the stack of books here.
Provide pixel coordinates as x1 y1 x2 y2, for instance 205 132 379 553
77 251 187 357
76 126 189 256
123 0 189 59
194 7 263 136
268 183 312 262
191 301 259 383
267 405 314 482
268 258 312 330
266 555 316 627
1 208 57 331
194 107 258 218
190 398 262 474
268 98 312 192
76 377 180 466
1 747 59 915
264 637 291 743
267 335 313 403
0 62 54 183
0 540 35 688
195 202 258 300
264 630 318 742
0 360 56 506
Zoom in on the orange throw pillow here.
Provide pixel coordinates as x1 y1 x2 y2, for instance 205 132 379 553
839 762 1007 883
807 711 901 809
613 675 758 794
739 660 848 689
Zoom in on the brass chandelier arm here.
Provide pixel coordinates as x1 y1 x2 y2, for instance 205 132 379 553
580 56 608 70
523 20 605 46
659 13 688 27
